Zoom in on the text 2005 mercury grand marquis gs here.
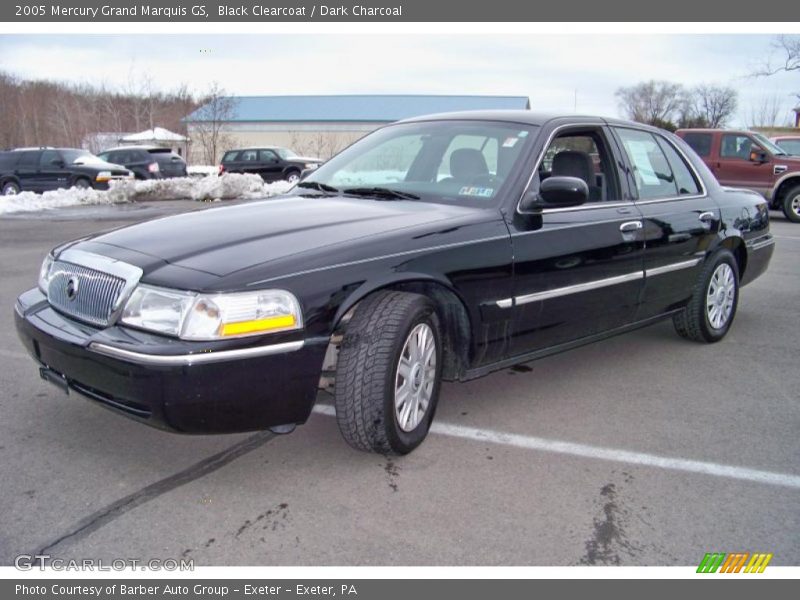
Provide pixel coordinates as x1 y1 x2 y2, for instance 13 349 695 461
15 112 775 455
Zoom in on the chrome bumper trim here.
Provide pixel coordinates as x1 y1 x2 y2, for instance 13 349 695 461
89 340 305 366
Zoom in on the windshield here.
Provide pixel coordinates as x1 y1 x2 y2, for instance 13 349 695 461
275 147 298 160
62 149 104 165
299 120 538 206
752 133 787 156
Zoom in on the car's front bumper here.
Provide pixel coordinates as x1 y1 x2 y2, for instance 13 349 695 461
14 288 328 434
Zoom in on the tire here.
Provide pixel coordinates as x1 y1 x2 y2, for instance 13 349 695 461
2 180 20 195
781 184 800 223
673 249 739 343
285 170 301 185
334 291 443 455
73 178 91 190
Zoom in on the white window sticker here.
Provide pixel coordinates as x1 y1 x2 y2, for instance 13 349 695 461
625 141 660 185
459 186 494 198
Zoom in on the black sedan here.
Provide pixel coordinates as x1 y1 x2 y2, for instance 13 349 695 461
15 112 774 454
97 146 188 180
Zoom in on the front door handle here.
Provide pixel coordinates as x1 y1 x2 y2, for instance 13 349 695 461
698 211 715 223
620 220 643 233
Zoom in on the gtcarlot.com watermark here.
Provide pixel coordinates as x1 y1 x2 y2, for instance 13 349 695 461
14 554 194 571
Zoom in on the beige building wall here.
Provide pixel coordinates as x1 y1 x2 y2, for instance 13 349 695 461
186 121 386 165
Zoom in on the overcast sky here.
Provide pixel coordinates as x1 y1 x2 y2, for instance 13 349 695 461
1 34 798 126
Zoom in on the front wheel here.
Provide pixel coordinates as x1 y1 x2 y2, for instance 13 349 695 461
73 178 91 190
781 184 800 223
673 249 739 343
334 291 443 455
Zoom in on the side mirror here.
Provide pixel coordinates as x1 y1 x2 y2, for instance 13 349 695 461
520 176 589 212
749 148 768 163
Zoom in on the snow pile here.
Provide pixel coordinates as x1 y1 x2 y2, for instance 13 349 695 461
0 173 293 215
108 173 292 202
0 187 111 215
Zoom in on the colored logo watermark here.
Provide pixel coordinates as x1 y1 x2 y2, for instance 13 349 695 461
697 552 773 573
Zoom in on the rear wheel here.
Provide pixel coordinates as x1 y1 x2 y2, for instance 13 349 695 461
285 170 301 185
334 291 443 455
673 249 739 343
2 181 20 195
782 184 800 223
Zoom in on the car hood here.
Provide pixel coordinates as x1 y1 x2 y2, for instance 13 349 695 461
75 195 486 283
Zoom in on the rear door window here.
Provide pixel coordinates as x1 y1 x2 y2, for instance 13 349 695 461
615 128 682 199
40 150 61 167
239 149 258 162
654 136 701 195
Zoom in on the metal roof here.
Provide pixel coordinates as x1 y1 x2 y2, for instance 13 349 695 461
185 94 530 123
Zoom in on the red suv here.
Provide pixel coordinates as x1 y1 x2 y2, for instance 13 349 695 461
677 128 800 222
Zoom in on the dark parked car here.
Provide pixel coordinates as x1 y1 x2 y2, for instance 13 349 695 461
16 112 774 455
0 148 132 195
219 147 322 183
97 146 187 179
676 128 800 222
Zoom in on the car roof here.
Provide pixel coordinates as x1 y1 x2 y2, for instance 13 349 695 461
396 110 673 133
225 147 285 153
675 128 752 134
772 135 800 140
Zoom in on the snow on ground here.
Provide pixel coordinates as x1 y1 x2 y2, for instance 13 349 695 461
0 173 293 216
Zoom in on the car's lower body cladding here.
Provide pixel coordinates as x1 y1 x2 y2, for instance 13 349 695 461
15 289 327 434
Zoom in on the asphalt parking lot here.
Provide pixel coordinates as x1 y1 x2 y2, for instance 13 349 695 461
1 201 798 567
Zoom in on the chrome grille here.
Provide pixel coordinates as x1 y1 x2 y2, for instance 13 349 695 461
47 261 126 327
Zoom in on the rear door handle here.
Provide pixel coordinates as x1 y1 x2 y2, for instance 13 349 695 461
620 221 643 233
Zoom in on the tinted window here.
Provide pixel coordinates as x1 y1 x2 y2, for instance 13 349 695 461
655 136 701 195
259 149 278 162
97 152 111 162
40 150 61 167
222 151 239 162
19 151 40 168
720 134 758 160
615 128 681 199
0 152 18 169
239 149 258 162
681 132 712 157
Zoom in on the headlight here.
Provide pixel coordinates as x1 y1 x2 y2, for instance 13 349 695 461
120 285 303 340
38 254 54 293
96 171 112 182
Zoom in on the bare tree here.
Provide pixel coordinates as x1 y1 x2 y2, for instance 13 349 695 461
615 80 685 127
747 93 792 129
691 84 738 128
189 83 235 165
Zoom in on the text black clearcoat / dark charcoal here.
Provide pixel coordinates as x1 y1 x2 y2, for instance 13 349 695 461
14 112 775 438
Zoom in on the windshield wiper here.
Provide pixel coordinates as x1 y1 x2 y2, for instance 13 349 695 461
343 187 420 200
295 181 340 194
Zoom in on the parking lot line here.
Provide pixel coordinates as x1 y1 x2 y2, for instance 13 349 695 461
312 404 800 490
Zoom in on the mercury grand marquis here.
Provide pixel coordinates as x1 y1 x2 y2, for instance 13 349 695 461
15 112 775 454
